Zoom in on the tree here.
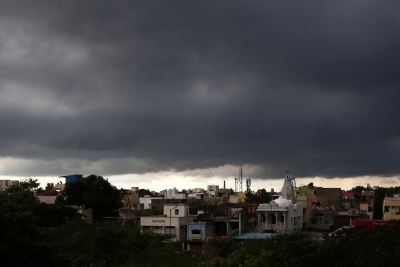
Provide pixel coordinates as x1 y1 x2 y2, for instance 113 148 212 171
351 185 366 193
245 189 271 204
139 188 155 197
0 178 40 207
56 174 122 221
372 186 387 219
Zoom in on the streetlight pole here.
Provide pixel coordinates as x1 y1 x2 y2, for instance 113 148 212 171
169 206 178 235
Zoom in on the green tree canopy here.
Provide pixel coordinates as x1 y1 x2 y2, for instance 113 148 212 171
0 178 40 207
245 188 271 204
56 174 122 221
139 188 155 197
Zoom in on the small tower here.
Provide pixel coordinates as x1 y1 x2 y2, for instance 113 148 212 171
281 171 296 204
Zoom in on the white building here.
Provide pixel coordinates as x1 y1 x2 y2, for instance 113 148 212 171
140 196 163 210
207 185 219 197
0 180 19 191
256 172 303 233
187 192 210 202
167 187 179 199
140 203 195 241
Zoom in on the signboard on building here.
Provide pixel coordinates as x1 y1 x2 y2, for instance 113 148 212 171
353 220 393 228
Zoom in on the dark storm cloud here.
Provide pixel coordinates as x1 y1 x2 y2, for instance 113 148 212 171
0 0 399 179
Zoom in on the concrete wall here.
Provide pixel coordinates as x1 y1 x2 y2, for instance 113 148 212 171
187 222 215 241
297 196 312 227
163 203 189 217
121 190 139 207
0 180 19 191
315 188 341 208
383 197 400 220
230 192 246 203
140 216 195 241
140 197 163 209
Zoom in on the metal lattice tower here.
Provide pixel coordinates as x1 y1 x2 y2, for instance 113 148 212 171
246 178 251 192
235 167 243 193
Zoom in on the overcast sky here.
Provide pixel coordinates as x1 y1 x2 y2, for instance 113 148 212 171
1 1 400 191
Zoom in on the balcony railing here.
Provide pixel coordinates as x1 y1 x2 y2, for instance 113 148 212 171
258 222 285 230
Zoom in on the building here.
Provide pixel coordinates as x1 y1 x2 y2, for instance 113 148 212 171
296 195 312 228
209 188 230 205
184 222 215 251
150 198 186 212
187 192 209 203
140 203 195 241
61 174 83 184
309 209 338 230
339 189 374 220
255 172 303 233
230 192 246 203
207 185 219 197
139 195 163 210
210 203 256 236
34 182 61 204
341 190 355 200
353 219 393 228
0 179 19 191
120 187 139 208
78 205 93 223
313 187 341 209
383 194 400 220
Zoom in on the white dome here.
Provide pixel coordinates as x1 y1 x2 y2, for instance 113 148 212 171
273 196 293 206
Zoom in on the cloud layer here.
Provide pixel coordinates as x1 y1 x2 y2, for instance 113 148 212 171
1 1 399 181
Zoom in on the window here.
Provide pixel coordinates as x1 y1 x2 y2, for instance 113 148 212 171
142 227 150 232
192 229 201 240
165 226 175 234
175 209 179 215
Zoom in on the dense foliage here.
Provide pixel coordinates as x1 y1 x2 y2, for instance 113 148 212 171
245 189 271 204
56 174 122 221
0 179 81 266
211 223 400 267
3 179 400 266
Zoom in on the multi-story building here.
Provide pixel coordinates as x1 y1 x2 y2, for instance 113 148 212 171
313 187 341 209
34 182 61 204
383 194 400 220
187 192 209 202
119 187 139 208
209 188 230 205
256 172 303 233
230 192 246 203
184 222 215 251
140 203 195 241
296 195 312 228
207 185 219 197
339 189 374 220
139 195 163 210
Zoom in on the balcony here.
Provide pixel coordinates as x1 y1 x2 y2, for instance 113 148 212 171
258 222 285 230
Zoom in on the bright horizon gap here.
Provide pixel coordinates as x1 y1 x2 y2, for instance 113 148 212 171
1 173 399 193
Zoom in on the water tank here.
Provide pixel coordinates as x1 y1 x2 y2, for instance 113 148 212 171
271 188 274 192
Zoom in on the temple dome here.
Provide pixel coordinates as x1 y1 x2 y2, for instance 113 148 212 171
273 196 293 207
